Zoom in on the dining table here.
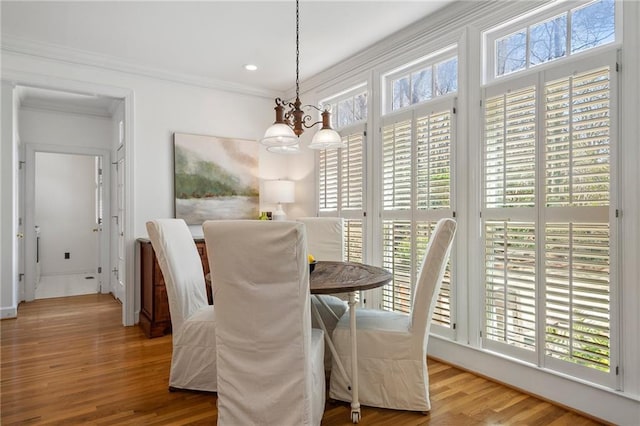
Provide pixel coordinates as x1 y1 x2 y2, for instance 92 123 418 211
205 260 392 424
309 260 392 424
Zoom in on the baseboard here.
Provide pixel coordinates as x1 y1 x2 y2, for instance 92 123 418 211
0 305 18 319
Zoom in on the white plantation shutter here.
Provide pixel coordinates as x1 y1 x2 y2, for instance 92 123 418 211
382 220 412 313
484 221 537 356
319 148 338 212
318 123 367 269
416 111 452 210
484 86 536 209
545 223 611 373
344 219 363 263
545 67 610 207
381 99 456 336
341 133 364 211
482 53 617 386
382 118 412 211
542 61 614 384
483 77 538 360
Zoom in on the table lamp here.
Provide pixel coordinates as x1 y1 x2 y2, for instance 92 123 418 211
263 180 295 221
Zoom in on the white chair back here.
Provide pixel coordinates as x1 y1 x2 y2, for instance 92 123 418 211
146 219 208 334
410 218 457 335
203 220 322 425
297 217 344 261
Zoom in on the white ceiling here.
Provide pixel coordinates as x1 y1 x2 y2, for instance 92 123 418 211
1 1 454 95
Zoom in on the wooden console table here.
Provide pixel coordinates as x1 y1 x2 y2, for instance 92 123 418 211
137 237 211 338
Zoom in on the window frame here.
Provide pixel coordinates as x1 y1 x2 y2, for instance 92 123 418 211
379 95 458 339
382 45 458 115
483 0 621 84
480 49 619 388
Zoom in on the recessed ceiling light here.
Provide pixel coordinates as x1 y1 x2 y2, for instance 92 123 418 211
244 64 258 71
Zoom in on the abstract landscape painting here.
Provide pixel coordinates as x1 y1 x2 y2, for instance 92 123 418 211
174 133 259 224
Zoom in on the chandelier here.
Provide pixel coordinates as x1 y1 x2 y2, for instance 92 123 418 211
259 0 343 153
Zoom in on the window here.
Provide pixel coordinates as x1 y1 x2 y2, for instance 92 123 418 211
380 96 456 335
318 86 368 264
385 49 458 112
324 89 368 130
488 0 616 80
482 52 617 386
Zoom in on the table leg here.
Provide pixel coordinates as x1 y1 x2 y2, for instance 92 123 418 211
348 291 360 423
310 295 349 384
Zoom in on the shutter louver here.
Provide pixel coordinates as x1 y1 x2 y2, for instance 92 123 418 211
485 87 536 208
545 67 610 207
319 148 338 211
382 220 412 314
383 120 412 210
416 111 451 210
344 219 363 263
341 133 364 210
545 223 610 372
485 221 537 351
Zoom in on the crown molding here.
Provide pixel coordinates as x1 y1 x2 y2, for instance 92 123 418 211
1 35 280 100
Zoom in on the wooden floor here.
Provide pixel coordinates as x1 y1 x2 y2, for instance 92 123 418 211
1 294 605 425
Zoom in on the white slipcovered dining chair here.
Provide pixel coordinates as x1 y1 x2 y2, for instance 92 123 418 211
329 218 457 412
146 219 217 392
296 217 348 370
203 220 325 426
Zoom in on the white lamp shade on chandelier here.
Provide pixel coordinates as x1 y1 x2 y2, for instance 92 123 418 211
263 180 295 220
261 123 298 148
309 127 344 150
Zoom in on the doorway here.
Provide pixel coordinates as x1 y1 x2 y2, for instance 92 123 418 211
24 146 111 302
11 80 134 325
33 152 104 299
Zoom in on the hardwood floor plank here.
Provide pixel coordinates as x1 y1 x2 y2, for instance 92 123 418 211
1 294 606 425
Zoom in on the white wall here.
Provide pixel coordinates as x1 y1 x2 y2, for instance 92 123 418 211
35 152 97 276
1 50 286 322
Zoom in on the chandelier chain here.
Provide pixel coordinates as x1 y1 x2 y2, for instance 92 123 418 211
295 0 300 101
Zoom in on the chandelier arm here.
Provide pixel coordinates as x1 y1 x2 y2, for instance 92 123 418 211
300 104 328 113
301 114 323 129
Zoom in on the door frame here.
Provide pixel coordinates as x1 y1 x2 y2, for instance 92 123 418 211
24 146 111 299
4 71 136 326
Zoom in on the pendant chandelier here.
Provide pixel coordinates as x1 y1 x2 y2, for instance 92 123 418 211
259 0 343 153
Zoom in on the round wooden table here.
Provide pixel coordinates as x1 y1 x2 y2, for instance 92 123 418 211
309 260 392 295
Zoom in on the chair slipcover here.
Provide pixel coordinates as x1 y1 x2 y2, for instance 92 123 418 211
296 217 349 370
329 218 457 412
146 219 217 392
203 220 325 426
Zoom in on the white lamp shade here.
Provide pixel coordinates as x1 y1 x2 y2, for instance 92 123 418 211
308 128 344 150
260 123 298 147
263 180 295 204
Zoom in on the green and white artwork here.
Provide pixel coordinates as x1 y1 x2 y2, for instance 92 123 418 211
174 133 259 224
